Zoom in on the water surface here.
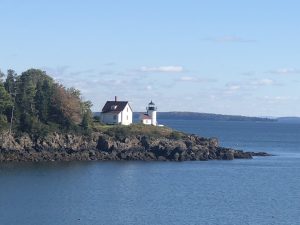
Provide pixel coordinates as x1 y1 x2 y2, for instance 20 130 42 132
0 120 300 225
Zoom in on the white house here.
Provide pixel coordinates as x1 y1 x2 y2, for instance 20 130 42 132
141 101 157 126
100 96 133 125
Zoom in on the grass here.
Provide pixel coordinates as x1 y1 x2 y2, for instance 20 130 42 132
92 123 186 140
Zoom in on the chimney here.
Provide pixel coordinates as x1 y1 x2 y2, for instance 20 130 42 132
115 96 117 102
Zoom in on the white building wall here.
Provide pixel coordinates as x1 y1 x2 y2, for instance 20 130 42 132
148 110 157 126
120 104 132 125
151 111 157 126
128 105 133 124
118 113 122 124
101 104 132 125
142 119 152 125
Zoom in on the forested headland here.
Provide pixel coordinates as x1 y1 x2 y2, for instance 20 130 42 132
0 68 270 162
0 69 93 136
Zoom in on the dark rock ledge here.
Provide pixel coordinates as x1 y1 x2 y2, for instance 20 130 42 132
0 132 271 162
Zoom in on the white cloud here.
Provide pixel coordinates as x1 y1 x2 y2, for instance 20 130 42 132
221 78 279 97
227 85 241 91
260 96 299 104
69 69 94 76
223 84 240 94
178 76 194 81
177 76 217 83
209 95 216 100
43 65 69 77
269 68 300 75
184 96 193 100
251 78 274 86
140 66 184 73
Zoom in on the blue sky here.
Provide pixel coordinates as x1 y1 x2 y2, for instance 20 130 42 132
1 0 300 116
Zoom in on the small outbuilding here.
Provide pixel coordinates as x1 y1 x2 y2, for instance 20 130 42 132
100 96 133 125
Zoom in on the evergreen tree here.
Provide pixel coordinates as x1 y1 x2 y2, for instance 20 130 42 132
4 69 17 95
0 68 94 134
81 100 93 130
0 70 13 129
0 84 12 114
35 80 52 123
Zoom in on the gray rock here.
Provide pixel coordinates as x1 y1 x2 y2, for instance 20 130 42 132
0 131 269 162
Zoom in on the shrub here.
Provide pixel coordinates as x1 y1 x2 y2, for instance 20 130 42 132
169 131 184 140
103 124 182 140
0 114 9 131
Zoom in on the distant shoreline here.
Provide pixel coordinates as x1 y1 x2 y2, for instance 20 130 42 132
149 112 275 122
94 111 277 122
134 112 300 123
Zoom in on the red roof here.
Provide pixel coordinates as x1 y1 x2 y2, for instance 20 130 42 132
141 114 151 119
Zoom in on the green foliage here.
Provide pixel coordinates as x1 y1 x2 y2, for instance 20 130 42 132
4 69 17 94
82 113 91 130
169 131 185 140
93 116 101 122
35 80 52 122
0 114 9 131
81 100 93 131
102 124 178 140
0 70 4 82
0 83 12 114
0 68 94 135
0 71 13 130
51 83 83 125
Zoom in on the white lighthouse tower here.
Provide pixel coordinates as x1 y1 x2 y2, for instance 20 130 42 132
141 100 158 126
147 100 157 126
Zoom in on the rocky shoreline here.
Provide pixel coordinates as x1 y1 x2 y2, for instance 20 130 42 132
0 131 271 162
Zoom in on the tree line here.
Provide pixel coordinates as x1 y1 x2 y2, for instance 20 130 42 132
0 68 93 135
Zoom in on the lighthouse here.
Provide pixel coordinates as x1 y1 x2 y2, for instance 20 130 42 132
141 100 158 126
147 100 157 126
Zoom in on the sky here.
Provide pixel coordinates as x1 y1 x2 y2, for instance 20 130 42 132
0 0 300 117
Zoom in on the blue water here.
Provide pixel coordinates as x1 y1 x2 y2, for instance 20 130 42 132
0 120 300 225
161 119 300 156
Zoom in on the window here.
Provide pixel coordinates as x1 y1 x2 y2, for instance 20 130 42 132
113 115 117 120
127 107 128 112
127 115 128 120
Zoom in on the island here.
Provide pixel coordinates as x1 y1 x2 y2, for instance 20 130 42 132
0 68 270 162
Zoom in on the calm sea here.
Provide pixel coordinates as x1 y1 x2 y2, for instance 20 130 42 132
0 120 300 225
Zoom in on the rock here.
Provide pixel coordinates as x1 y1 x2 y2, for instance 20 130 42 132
157 156 167 161
96 135 112 152
140 136 150 150
234 150 252 159
249 152 273 157
0 131 270 162
209 138 219 148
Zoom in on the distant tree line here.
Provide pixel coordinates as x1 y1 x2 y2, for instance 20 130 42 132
0 68 93 135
